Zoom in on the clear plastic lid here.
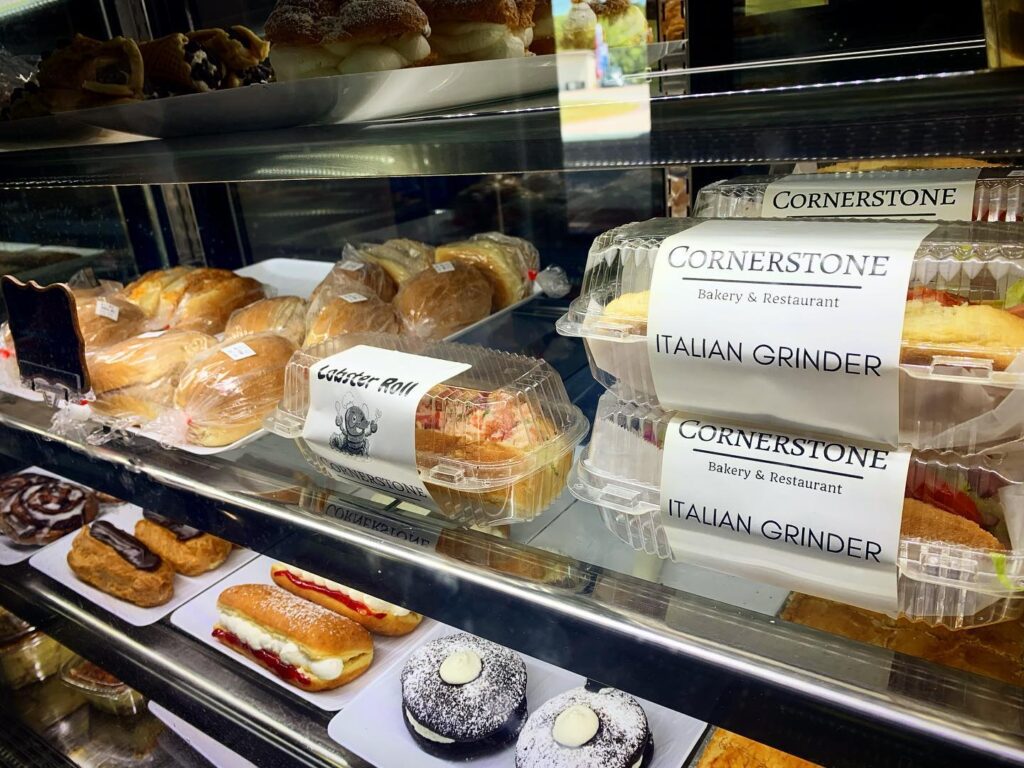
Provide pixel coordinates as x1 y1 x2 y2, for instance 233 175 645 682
693 170 1024 222
556 218 1024 452
267 332 588 526
60 658 144 715
571 392 1024 630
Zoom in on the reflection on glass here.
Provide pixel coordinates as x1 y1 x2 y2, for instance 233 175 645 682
983 0 1024 67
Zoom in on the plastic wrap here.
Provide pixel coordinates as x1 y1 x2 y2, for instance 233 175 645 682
303 291 399 349
166 271 266 335
346 240 433 285
394 261 493 340
0 626 75 690
434 232 538 310
693 170 1024 222
267 332 588 526
224 295 307 347
167 332 296 447
572 392 1024 629
557 218 1024 452
74 295 147 350
120 266 195 318
0 321 16 388
60 659 144 716
87 330 217 424
310 254 397 306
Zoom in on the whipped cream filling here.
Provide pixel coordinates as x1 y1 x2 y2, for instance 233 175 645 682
406 708 455 744
217 610 345 681
272 34 431 80
280 566 411 616
430 22 533 60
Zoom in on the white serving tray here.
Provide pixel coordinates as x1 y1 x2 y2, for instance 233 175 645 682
235 257 333 298
170 554 433 712
328 623 707 768
0 466 123 566
149 701 257 768
30 505 257 626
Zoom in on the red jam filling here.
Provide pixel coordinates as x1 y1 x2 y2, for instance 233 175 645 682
279 569 386 619
212 628 311 686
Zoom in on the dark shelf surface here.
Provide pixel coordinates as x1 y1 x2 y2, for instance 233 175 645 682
0 67 1021 187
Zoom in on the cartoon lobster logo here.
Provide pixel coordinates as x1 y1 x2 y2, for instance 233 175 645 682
329 399 380 457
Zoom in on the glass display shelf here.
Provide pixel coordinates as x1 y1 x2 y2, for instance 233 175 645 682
0 390 1022 768
0 66 1021 187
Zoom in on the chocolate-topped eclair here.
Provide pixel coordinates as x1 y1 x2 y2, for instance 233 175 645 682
67 522 175 607
135 511 233 577
0 472 98 546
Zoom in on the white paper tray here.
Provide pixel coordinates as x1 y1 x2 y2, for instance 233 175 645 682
328 623 707 768
170 554 433 712
148 701 257 768
30 505 257 626
0 466 122 566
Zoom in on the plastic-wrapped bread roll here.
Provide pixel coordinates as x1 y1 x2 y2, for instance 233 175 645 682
165 270 266 335
75 296 147 350
225 296 308 347
303 291 400 348
88 330 217 423
266 0 433 79
310 255 397 305
394 262 493 340
434 233 535 311
173 332 296 446
120 267 195 317
350 240 433 286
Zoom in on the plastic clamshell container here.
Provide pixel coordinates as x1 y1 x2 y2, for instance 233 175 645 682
571 392 1024 630
556 218 1024 452
0 624 74 690
60 658 144 716
268 332 589 526
692 170 1024 222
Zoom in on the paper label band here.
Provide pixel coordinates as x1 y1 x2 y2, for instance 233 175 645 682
761 169 980 220
647 219 933 444
659 415 910 613
302 345 471 504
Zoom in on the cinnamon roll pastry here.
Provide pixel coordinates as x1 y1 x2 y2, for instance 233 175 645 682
418 0 536 63
266 0 432 79
0 473 99 546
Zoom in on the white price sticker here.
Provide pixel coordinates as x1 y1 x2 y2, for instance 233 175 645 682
94 299 120 322
660 415 910 613
301 345 471 504
647 219 933 445
221 342 257 361
341 293 368 304
761 169 980 220
433 261 455 274
339 260 364 271
138 331 166 339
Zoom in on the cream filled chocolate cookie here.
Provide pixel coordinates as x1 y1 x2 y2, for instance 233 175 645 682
419 0 536 63
134 510 232 577
214 584 373 691
270 562 422 636
266 0 432 79
0 472 98 546
67 521 175 608
515 685 653 768
401 632 527 757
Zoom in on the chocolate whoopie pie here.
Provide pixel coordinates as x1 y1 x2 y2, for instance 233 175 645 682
515 686 653 768
401 632 528 758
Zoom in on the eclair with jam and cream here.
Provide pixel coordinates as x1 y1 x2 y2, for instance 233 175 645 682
271 562 422 636
214 584 373 691
266 0 432 79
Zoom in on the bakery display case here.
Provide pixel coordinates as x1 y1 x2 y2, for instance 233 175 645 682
0 1 1023 767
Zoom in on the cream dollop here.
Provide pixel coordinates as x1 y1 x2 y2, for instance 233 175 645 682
439 649 482 685
552 704 600 748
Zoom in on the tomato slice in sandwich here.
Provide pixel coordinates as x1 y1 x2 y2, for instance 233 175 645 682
906 287 968 306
